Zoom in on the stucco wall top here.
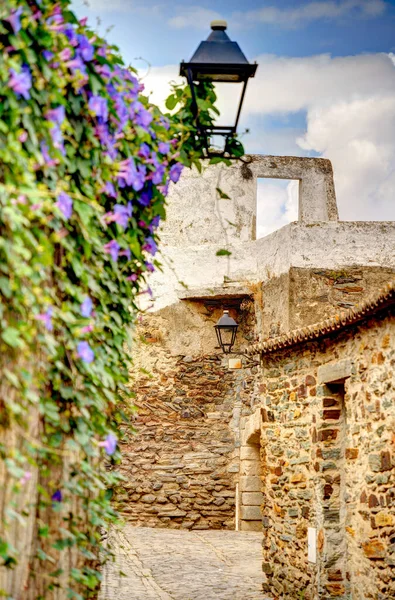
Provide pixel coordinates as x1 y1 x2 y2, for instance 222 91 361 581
150 220 395 310
146 156 395 311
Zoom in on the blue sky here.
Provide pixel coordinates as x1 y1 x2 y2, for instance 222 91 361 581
73 0 395 64
72 0 395 233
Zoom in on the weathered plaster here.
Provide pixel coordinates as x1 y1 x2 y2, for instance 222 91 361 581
151 221 395 312
147 156 395 314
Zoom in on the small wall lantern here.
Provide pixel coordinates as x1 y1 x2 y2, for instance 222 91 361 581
180 20 257 157
214 309 238 353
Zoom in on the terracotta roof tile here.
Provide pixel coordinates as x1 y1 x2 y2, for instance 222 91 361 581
245 281 395 356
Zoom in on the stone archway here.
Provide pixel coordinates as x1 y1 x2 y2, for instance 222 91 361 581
238 408 263 531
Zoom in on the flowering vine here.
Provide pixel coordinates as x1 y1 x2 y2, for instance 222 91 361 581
0 0 244 598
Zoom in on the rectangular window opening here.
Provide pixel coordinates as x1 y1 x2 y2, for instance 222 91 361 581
256 178 300 239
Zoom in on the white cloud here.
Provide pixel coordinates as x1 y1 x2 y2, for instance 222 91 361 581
141 65 182 109
168 6 222 30
242 52 395 115
298 96 395 220
257 179 299 237
74 0 163 13
233 0 387 28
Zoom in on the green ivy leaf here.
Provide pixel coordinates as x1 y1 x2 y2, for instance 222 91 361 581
216 187 230 199
216 249 232 257
1 327 23 348
165 95 178 110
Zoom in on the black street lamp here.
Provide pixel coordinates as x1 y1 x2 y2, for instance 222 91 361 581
214 310 239 353
180 20 257 158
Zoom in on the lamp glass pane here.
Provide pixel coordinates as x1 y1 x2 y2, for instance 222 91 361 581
212 82 244 128
216 324 237 353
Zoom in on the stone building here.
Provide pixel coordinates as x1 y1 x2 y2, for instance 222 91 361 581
118 155 395 598
245 283 395 599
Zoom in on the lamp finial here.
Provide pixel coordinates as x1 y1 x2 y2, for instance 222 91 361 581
210 20 227 31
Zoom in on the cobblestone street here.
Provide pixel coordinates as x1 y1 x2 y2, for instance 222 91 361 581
99 526 266 600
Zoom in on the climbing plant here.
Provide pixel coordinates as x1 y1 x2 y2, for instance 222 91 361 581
0 0 244 598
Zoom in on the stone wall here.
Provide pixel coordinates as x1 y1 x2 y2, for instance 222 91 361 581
260 266 395 339
116 301 258 529
258 306 395 599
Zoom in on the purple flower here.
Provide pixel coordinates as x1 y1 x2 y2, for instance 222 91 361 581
158 142 170 155
96 64 112 79
77 341 94 363
158 181 170 197
64 27 78 46
81 297 93 318
94 124 117 160
45 107 66 155
159 116 170 130
119 248 131 261
18 130 28 143
40 142 57 167
106 83 117 99
11 194 26 206
104 240 120 262
48 124 64 153
143 236 158 256
112 202 132 229
46 106 65 124
89 95 108 122
56 192 73 220
139 191 152 207
145 262 155 273
8 66 32 100
98 433 117 455
131 164 147 192
95 122 111 145
127 273 138 282
97 45 107 58
114 94 128 132
77 34 94 62
35 307 53 331
169 163 183 183
149 215 161 232
66 57 84 71
152 163 166 185
47 11 64 28
52 489 62 503
31 9 42 22
42 50 54 61
131 102 153 130
136 108 153 130
117 159 146 192
6 8 23 33
139 143 150 159
138 182 153 207
66 56 87 86
81 324 93 334
20 471 31 485
102 181 117 198
59 47 72 61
